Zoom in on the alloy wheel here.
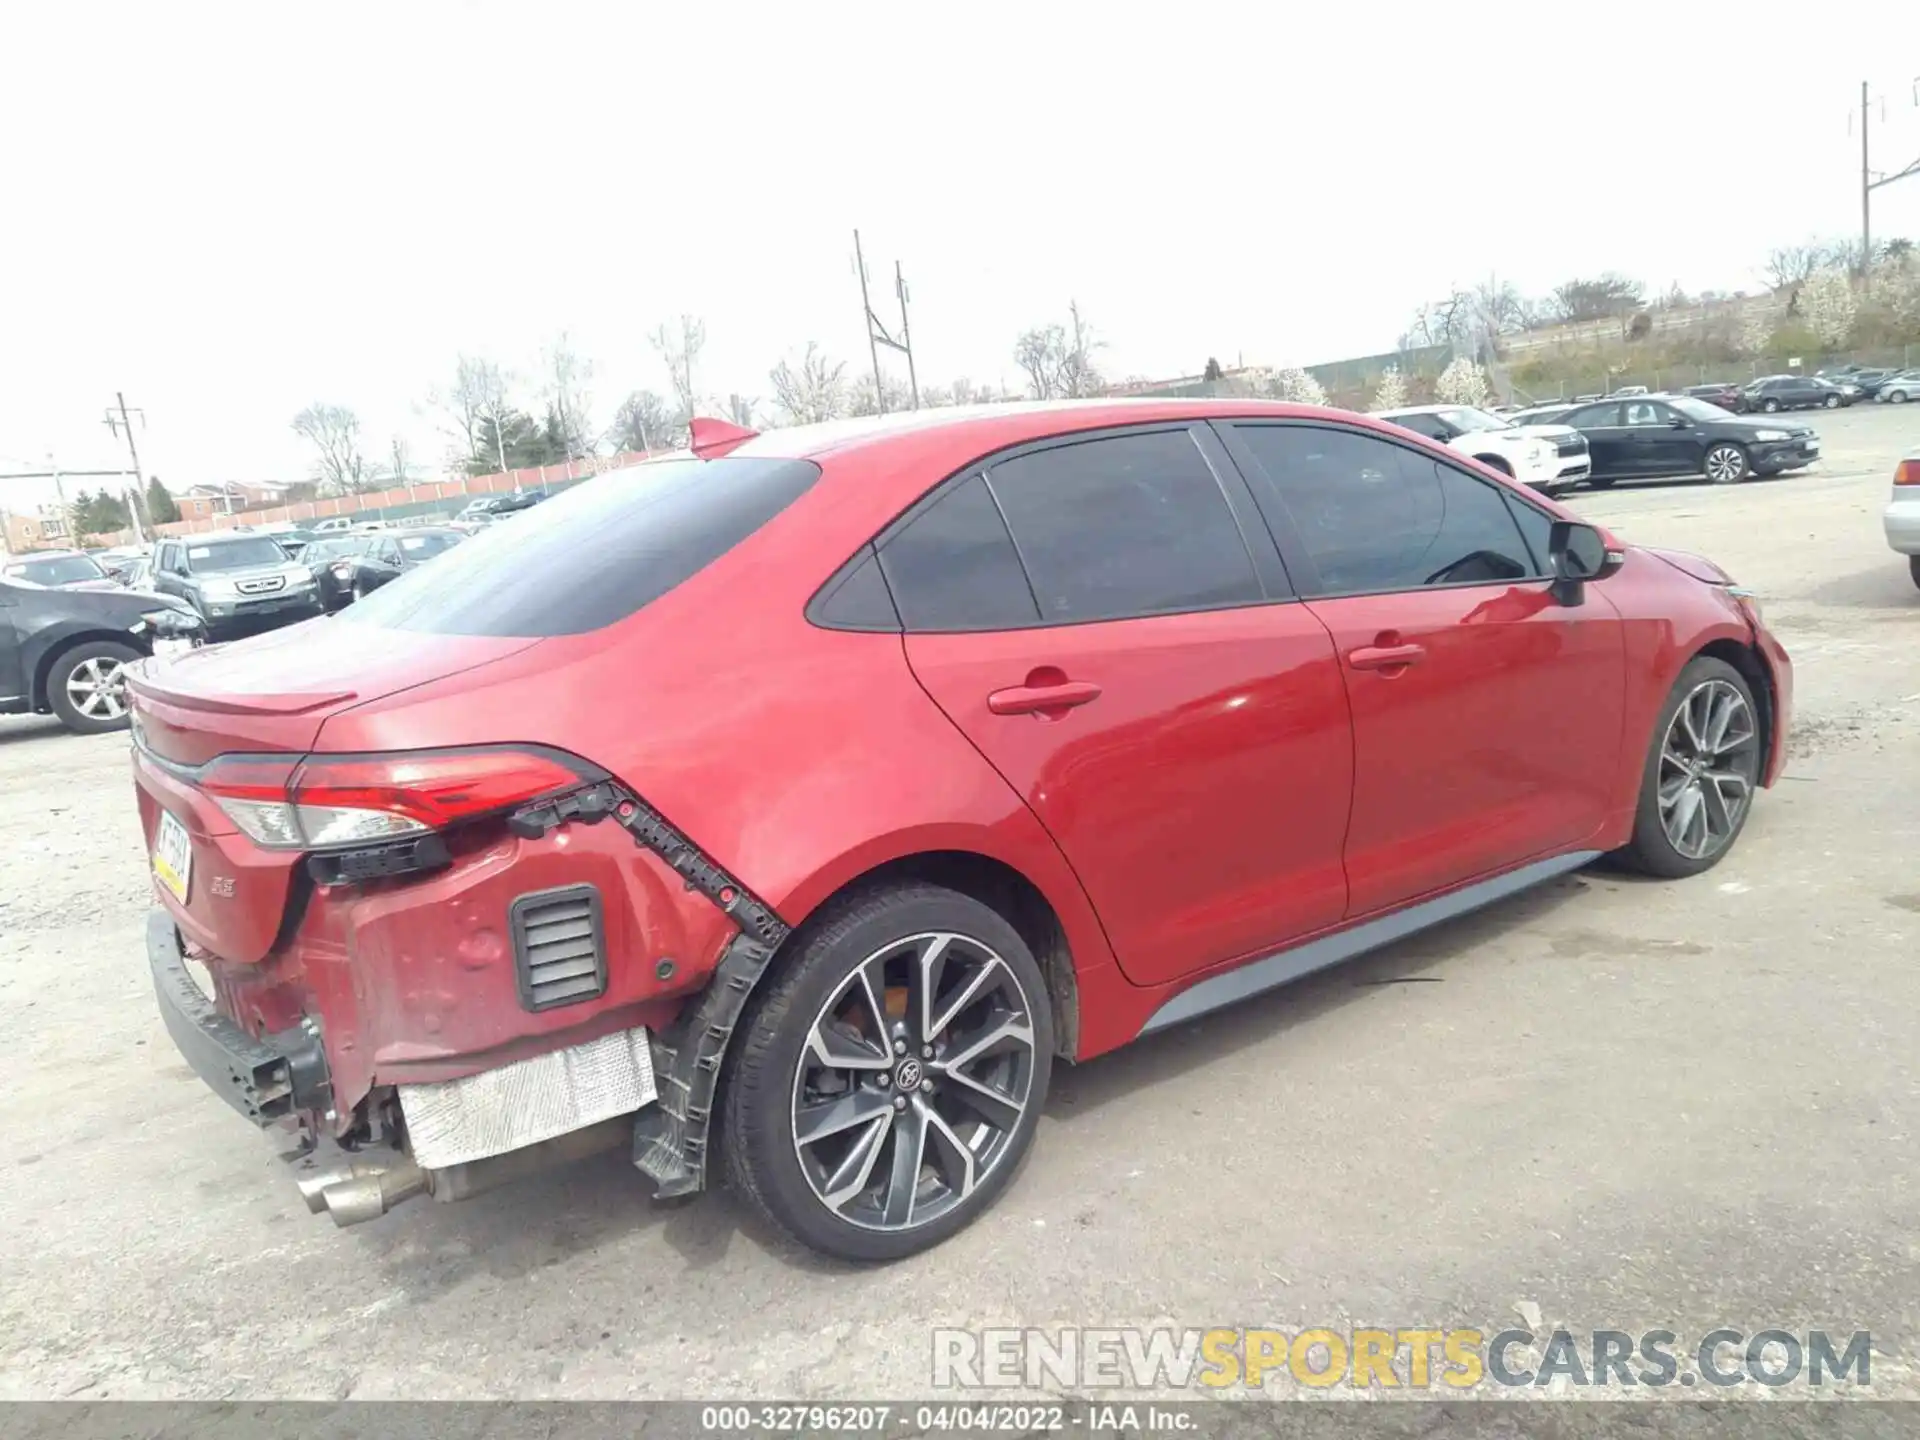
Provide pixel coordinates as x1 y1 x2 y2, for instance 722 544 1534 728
789 931 1037 1234
65 656 129 721
1704 444 1747 484
1658 679 1759 861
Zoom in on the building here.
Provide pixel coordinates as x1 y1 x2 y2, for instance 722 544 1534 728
1 505 73 556
174 481 291 522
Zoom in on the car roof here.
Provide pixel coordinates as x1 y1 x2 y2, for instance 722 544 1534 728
6 548 87 562
713 398 1408 467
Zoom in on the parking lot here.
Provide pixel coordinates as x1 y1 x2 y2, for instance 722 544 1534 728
2 403 1917 1401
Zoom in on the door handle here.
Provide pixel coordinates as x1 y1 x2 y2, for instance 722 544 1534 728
1347 643 1426 672
988 680 1103 716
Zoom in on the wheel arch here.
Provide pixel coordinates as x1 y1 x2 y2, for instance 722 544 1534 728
780 848 1083 1061
29 627 149 708
1692 635 1776 784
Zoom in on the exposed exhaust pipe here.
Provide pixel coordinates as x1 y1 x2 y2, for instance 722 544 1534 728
293 1116 632 1227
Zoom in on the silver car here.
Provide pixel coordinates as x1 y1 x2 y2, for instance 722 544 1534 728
1887 449 1920 590
1874 371 1919 404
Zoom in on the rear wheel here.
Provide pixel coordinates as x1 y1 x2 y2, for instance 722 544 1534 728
723 883 1053 1262
46 639 141 735
1704 443 1750 485
1889 389 1910 404
1615 657 1762 879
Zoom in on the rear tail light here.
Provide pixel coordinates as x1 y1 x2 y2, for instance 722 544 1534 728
1896 460 1919 487
201 748 591 850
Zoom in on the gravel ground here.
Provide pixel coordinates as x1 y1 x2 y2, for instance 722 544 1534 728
2 404 1918 1403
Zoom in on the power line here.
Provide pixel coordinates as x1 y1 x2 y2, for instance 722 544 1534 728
1859 76 1920 275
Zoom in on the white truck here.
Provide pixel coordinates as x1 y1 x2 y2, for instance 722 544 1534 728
1374 404 1591 497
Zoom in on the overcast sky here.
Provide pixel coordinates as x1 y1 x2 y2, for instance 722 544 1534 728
3 2 1917 507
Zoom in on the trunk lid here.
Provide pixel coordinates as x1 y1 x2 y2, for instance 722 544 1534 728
129 618 540 766
129 620 542 963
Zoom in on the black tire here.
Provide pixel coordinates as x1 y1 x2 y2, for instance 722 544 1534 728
722 882 1054 1262
1761 397 1780 413
45 639 143 735
1910 555 1920 591
1473 454 1513 477
1703 442 1750 485
1823 393 1841 409
1585 474 1619 490
1614 656 1762 879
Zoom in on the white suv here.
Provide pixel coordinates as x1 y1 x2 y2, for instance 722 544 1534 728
1375 405 1591 496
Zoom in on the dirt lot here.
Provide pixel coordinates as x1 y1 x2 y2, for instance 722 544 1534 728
2 405 1918 1402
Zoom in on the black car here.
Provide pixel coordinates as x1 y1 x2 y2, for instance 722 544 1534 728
0 577 201 734
300 535 374 610
482 489 545 517
148 533 324 640
340 527 465 599
1683 382 1746 412
1743 374 1854 412
1548 395 1820 486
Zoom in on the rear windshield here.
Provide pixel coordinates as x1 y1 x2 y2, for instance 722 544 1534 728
398 531 461 556
186 538 290 572
339 456 821 637
8 554 105 585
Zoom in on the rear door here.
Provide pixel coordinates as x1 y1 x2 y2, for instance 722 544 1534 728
1561 402 1628 477
1220 421 1626 917
890 424 1355 986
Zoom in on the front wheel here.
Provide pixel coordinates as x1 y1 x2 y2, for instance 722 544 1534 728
1703 443 1750 485
1761 398 1781 413
723 883 1054 1261
47 639 142 735
1585 475 1619 490
1824 393 1841 409
1910 555 1920 591
1615 657 1763 878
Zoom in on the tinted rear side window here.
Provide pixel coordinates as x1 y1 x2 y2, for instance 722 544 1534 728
986 429 1261 623
339 456 819 637
878 474 1040 631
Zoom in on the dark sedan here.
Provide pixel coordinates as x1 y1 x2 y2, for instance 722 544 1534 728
300 535 373 610
339 526 464 600
1546 395 1819 486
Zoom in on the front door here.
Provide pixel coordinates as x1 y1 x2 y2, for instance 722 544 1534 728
1220 421 1627 917
1620 399 1699 477
880 427 1355 986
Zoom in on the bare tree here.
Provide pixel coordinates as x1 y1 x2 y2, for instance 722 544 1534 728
291 404 376 495
1547 275 1645 324
1012 302 1104 399
650 315 706 427
768 342 848 424
1765 244 1827 293
387 435 412 488
542 333 595 460
724 393 758 428
426 355 515 473
846 371 912 416
607 390 679 454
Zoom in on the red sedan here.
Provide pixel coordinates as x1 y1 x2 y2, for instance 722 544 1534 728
130 400 1791 1260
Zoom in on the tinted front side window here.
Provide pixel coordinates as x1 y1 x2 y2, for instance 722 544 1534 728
1564 404 1622 427
986 429 1261 623
878 473 1039 631
1234 426 1539 594
340 456 819 637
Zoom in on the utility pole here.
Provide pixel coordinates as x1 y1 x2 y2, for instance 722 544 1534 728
1859 76 1920 283
852 229 921 412
103 391 148 543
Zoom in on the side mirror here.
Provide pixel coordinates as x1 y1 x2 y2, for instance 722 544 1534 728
1548 520 1610 605
1670 416 1689 428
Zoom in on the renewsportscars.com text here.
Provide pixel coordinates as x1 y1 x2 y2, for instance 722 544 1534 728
932 1326 1872 1391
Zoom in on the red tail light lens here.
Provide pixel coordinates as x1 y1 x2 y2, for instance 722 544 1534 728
1896 460 1918 487
201 747 589 850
